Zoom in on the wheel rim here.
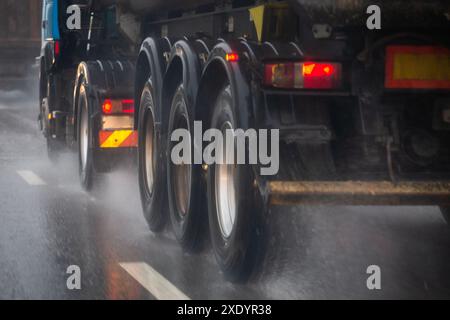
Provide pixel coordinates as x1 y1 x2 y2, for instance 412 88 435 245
144 108 155 196
215 121 236 239
79 95 88 170
170 101 191 217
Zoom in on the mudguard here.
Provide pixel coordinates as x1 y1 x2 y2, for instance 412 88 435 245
72 59 135 143
196 40 254 130
135 37 171 126
165 39 204 114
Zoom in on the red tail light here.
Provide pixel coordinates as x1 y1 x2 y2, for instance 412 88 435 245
121 99 135 114
102 99 134 114
54 40 61 57
264 61 341 90
102 99 113 114
302 62 339 89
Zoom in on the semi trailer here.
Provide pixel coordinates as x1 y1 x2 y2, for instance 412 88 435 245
39 0 450 281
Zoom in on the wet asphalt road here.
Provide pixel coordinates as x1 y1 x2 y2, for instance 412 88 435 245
0 87 450 300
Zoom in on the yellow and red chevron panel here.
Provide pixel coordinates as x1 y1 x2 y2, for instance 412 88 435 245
99 130 138 148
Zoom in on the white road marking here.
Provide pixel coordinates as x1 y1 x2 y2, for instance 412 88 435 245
17 170 46 186
120 262 190 300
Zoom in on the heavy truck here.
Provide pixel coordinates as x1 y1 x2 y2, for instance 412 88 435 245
39 0 450 282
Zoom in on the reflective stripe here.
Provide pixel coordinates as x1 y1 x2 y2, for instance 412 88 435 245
385 46 450 89
99 130 137 148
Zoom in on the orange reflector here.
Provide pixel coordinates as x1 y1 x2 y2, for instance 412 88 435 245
226 53 239 62
99 130 138 148
302 63 316 75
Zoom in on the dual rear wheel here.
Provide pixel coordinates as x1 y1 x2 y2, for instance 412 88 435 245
139 83 206 248
166 85 206 251
77 81 95 190
138 82 265 281
207 86 265 281
138 84 166 232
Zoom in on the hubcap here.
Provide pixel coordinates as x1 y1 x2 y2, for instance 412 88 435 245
215 121 236 239
144 109 155 196
80 96 88 170
171 101 191 217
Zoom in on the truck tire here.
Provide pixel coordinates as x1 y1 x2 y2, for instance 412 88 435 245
167 84 206 252
138 84 167 232
77 81 95 190
440 207 450 225
207 85 266 282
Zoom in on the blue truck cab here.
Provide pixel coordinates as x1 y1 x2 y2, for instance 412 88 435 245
41 0 60 72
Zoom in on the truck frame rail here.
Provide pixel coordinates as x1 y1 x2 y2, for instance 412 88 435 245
268 181 450 206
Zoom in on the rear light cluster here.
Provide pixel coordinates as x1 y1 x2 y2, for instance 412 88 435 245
102 99 135 115
264 62 342 90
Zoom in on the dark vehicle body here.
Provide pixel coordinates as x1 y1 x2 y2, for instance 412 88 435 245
39 0 136 176
39 0 450 281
